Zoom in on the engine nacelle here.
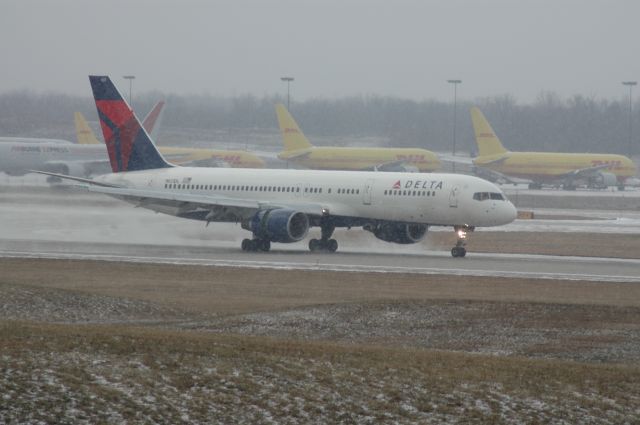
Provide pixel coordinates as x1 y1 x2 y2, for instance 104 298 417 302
589 172 618 188
246 209 309 243
365 222 428 244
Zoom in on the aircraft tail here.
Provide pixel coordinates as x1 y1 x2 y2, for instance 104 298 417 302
74 112 102 144
142 101 165 142
470 106 508 157
89 75 172 172
275 103 313 152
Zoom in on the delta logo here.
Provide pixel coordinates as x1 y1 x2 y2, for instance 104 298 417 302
391 180 444 190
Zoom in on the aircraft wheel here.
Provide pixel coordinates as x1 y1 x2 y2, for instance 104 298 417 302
241 239 251 251
451 247 466 257
309 239 320 252
258 239 271 252
327 239 338 253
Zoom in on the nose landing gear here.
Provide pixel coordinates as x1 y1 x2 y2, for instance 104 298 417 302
451 225 473 257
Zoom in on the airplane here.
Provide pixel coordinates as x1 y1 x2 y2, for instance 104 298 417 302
275 103 442 172
0 103 265 180
33 76 517 258
0 137 71 144
470 106 638 190
74 103 266 168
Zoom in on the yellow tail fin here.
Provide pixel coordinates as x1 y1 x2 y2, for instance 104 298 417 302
74 112 101 144
470 106 508 157
275 103 313 151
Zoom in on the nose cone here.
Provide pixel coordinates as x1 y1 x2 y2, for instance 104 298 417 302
501 201 518 225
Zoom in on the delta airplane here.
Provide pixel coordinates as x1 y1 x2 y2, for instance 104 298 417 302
471 107 638 190
276 104 441 172
75 103 265 169
34 76 517 257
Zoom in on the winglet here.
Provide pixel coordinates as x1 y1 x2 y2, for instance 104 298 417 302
275 103 313 152
89 75 172 172
74 112 101 145
470 107 508 157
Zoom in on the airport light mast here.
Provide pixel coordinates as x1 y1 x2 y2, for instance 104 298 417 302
622 81 637 157
447 79 462 172
123 75 136 110
281 76 294 110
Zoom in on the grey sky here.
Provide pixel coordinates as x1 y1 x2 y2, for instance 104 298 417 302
2 0 639 102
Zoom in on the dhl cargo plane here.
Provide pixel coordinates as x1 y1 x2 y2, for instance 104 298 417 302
75 102 265 168
34 76 516 257
471 107 637 190
276 103 441 172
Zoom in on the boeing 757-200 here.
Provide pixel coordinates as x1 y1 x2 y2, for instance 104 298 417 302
34 76 517 257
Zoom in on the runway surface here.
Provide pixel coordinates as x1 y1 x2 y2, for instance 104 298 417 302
1 184 639 282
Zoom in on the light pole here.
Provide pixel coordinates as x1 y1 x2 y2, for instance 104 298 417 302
447 79 462 172
280 76 294 110
123 75 136 109
622 81 637 157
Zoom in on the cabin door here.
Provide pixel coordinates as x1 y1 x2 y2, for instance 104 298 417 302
363 179 374 205
449 186 459 208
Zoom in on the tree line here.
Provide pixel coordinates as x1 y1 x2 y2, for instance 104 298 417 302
0 90 638 156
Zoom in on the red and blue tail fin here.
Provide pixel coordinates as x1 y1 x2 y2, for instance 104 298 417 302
89 75 172 172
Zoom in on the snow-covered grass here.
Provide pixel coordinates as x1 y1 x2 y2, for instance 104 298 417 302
1 322 639 424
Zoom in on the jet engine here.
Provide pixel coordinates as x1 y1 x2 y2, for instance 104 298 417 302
246 209 309 243
589 172 618 189
365 222 428 244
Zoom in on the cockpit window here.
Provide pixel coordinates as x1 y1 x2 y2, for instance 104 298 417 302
473 192 505 201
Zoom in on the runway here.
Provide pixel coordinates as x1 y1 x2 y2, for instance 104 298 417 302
2 184 639 283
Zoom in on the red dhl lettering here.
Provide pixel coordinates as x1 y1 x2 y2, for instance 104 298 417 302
284 128 299 133
479 133 494 138
591 160 622 169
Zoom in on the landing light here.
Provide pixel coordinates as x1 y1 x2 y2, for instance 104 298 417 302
457 229 467 239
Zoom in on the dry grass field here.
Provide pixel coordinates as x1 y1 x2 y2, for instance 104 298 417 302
2 257 640 423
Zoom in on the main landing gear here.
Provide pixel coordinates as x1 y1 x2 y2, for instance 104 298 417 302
241 238 271 252
451 226 473 258
309 222 338 252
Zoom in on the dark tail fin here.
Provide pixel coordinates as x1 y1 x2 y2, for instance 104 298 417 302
89 75 172 172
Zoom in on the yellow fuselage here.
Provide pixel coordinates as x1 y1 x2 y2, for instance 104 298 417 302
279 147 441 172
473 152 637 183
159 146 265 168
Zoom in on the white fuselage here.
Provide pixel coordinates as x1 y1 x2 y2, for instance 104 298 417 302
95 167 517 228
0 142 108 176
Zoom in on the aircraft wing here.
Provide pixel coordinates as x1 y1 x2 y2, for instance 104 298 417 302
558 163 611 180
472 166 528 184
438 153 474 165
368 159 418 172
278 148 312 161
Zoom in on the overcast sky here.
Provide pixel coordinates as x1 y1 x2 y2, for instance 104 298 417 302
2 0 639 102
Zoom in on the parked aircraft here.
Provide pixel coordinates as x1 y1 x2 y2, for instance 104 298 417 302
275 104 441 172
471 107 637 190
35 76 516 257
0 102 265 179
74 104 265 169
0 137 71 144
